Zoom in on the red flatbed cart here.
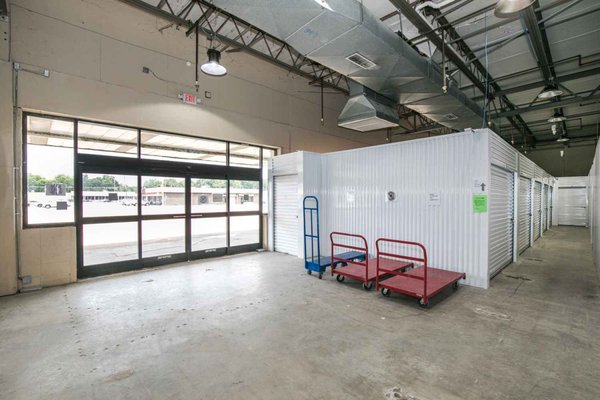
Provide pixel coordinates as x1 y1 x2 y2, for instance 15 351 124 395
330 232 413 290
375 239 466 307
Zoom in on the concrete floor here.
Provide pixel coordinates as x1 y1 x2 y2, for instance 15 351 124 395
1 226 599 400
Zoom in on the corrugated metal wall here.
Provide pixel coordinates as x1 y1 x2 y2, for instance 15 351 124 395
589 145 599 274
320 131 490 288
270 129 555 288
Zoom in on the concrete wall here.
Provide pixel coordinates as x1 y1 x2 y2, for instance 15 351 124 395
0 0 386 295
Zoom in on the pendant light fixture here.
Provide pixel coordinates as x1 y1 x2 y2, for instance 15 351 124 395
201 48 227 77
538 84 564 99
494 0 535 18
556 135 570 143
548 111 566 123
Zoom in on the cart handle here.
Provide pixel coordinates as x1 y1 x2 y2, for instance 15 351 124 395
330 232 369 281
303 195 319 210
375 238 428 302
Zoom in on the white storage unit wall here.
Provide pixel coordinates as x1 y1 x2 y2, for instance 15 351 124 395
557 176 589 227
589 144 599 274
270 129 554 289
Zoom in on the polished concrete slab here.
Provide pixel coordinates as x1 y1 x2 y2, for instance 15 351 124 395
1 226 599 400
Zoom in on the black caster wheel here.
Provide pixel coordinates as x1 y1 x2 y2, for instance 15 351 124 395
336 275 345 283
418 298 429 308
307 270 312 275
362 281 373 291
381 288 391 297
318 273 323 280
452 281 459 290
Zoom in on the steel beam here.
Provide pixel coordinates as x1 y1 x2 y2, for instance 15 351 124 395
492 93 600 118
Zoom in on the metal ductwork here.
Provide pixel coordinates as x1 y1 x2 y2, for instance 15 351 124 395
338 82 400 132
209 0 483 131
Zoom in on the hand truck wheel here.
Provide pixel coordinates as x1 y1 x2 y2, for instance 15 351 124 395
336 275 345 283
381 288 391 297
362 281 373 291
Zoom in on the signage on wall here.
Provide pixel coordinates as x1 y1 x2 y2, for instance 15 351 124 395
427 192 441 206
473 195 488 213
179 92 201 105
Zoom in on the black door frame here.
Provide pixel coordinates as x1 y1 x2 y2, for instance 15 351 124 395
76 153 262 278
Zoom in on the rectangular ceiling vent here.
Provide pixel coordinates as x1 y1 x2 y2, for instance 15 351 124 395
346 53 377 70
444 113 459 121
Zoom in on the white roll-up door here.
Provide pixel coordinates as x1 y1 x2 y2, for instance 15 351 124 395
533 182 542 241
518 176 531 254
489 166 514 277
273 175 299 256
543 185 549 232
558 187 588 226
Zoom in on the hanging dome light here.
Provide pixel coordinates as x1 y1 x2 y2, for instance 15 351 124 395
494 0 535 18
538 84 564 99
201 49 227 77
548 111 566 123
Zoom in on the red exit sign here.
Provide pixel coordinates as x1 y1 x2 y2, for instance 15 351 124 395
180 92 200 105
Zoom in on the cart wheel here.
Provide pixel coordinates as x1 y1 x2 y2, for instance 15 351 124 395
418 298 429 308
336 275 345 283
381 288 391 297
452 281 459 290
318 272 323 279
362 281 373 291
307 270 312 275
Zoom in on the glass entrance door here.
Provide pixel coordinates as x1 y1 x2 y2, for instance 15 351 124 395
78 170 262 277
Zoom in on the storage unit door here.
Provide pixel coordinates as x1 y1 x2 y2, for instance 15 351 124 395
558 187 588 226
489 166 514 277
543 185 549 231
549 187 553 226
518 176 531 254
273 175 299 256
533 182 542 240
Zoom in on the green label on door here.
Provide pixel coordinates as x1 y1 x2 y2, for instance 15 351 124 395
473 195 488 213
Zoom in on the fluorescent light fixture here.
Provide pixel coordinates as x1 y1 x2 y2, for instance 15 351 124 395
538 84 563 99
548 111 566 123
556 136 570 143
551 124 558 135
494 0 535 18
201 49 227 77
560 150 564 157
313 0 333 11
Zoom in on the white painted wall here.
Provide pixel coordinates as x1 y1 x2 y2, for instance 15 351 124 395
0 0 388 295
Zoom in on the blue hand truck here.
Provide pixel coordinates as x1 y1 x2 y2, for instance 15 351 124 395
303 196 366 279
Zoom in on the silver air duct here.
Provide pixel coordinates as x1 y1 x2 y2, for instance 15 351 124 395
210 0 483 132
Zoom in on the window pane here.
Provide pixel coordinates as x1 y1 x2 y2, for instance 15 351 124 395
191 217 227 252
262 148 275 214
142 219 185 258
141 131 226 165
230 215 259 246
191 178 227 213
229 180 260 212
26 116 75 225
78 121 137 158
83 222 138 266
83 174 138 217
230 144 260 168
142 176 185 215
